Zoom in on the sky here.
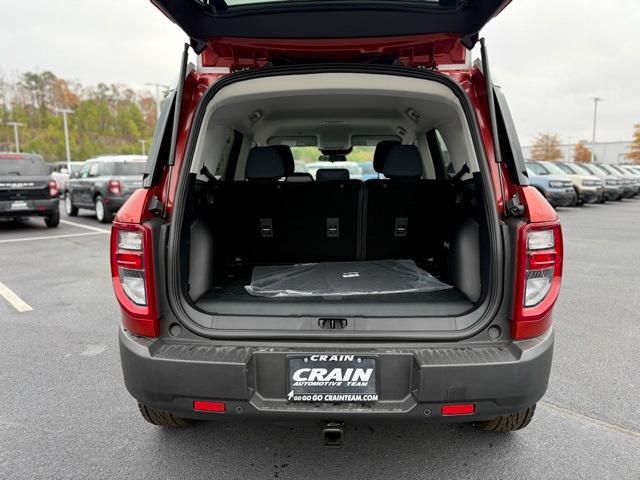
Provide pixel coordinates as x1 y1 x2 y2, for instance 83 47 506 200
1 0 639 145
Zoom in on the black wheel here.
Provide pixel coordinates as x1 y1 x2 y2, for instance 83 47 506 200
45 209 60 228
95 195 113 223
473 404 536 432
138 403 190 427
65 195 78 216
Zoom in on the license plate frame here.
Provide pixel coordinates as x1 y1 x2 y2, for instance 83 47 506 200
286 354 378 403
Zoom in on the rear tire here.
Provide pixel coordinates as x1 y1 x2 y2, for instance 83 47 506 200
65 195 78 216
138 403 190 427
473 404 536 432
45 209 60 228
95 196 113 223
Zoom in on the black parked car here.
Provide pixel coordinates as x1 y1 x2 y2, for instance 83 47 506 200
65 155 146 223
0 153 60 227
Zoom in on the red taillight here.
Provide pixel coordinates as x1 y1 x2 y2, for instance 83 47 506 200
441 403 476 416
108 180 122 196
110 222 158 337
512 222 564 340
48 180 59 198
193 401 226 413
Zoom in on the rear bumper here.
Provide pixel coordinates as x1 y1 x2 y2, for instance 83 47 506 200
0 198 59 217
102 195 131 210
119 327 554 423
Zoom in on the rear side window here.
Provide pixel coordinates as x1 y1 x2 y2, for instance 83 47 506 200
426 129 455 179
0 157 49 176
104 162 146 176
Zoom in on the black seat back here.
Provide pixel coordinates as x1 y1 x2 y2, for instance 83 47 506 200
365 145 455 261
316 168 350 181
280 179 362 263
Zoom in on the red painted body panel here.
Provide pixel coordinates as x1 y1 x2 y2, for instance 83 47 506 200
516 186 559 223
113 189 152 224
118 34 562 341
201 34 467 70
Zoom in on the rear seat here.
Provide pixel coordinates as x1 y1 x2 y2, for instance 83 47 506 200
214 146 360 265
211 146 288 265
280 159 360 263
364 144 456 261
213 144 453 266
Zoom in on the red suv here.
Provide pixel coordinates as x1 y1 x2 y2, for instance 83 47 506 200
112 0 563 444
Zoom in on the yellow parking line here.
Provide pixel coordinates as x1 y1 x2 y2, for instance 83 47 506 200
0 281 33 313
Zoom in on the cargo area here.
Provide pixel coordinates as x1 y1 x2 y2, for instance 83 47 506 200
174 73 495 327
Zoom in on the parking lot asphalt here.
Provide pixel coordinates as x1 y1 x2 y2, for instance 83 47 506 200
0 202 638 480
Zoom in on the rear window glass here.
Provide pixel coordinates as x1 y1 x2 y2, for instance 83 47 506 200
103 162 146 176
0 157 49 176
290 147 373 180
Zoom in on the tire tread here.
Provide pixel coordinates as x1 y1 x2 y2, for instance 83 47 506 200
138 403 189 427
473 404 536 432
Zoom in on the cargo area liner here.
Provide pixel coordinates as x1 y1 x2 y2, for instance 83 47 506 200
165 64 505 341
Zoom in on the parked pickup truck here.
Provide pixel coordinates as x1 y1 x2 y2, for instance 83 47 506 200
0 153 60 227
65 155 146 223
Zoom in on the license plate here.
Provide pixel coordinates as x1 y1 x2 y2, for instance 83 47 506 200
10 200 28 211
287 355 378 403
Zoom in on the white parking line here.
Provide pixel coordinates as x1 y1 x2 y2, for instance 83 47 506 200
540 400 640 438
0 231 107 244
60 219 111 234
0 282 33 312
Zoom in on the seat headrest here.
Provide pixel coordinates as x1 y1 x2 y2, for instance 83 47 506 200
285 172 314 182
245 147 285 180
273 145 295 176
373 140 401 173
316 168 350 181
383 145 423 179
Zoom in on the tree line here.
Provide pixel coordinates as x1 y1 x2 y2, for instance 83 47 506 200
0 71 160 162
529 127 640 163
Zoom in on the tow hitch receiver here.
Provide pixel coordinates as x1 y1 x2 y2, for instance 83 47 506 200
322 421 345 447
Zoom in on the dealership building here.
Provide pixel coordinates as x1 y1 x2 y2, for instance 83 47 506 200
521 141 633 164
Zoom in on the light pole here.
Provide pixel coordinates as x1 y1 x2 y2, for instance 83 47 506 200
139 139 147 156
55 109 74 172
145 83 169 120
566 135 572 162
590 97 602 163
6 122 24 153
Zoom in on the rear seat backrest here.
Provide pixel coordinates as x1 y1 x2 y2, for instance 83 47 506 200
365 144 455 261
213 146 286 264
281 179 361 263
316 168 350 181
214 145 361 265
